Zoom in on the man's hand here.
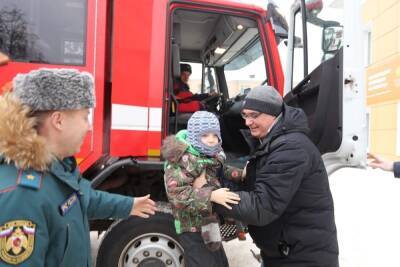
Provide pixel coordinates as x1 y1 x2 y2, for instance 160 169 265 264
210 188 240 210
131 194 157 218
367 153 394 172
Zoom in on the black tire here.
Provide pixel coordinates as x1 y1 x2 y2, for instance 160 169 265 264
96 212 184 267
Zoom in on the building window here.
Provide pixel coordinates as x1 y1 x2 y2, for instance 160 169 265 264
363 26 372 67
0 0 87 65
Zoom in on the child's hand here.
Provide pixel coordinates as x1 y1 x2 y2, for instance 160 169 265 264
210 188 240 209
131 194 157 218
193 170 207 189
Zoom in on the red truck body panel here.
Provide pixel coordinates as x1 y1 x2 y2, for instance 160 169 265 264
0 0 283 172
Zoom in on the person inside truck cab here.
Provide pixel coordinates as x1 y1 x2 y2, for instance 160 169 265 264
174 63 192 94
0 68 157 266
173 63 217 113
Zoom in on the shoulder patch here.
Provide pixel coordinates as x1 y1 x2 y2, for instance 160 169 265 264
17 170 43 190
0 220 36 265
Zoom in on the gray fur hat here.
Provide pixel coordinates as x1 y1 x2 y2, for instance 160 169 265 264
13 68 95 111
242 85 282 116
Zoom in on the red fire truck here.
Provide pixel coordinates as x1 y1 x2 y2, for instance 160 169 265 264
0 0 366 266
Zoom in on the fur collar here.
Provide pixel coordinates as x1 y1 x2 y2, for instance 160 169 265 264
161 135 188 164
0 92 52 171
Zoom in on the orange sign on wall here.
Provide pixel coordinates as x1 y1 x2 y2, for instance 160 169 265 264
366 55 400 105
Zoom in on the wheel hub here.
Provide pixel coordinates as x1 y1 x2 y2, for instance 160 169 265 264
118 233 183 267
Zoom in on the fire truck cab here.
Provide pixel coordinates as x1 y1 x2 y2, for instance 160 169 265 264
0 0 366 266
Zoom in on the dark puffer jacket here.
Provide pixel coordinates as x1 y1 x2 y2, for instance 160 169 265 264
216 104 339 267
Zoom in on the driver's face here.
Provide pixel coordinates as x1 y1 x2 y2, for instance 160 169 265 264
181 71 191 83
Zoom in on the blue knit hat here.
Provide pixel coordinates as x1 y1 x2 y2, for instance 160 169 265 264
187 111 222 157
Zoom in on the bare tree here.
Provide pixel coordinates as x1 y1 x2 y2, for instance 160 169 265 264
0 6 42 61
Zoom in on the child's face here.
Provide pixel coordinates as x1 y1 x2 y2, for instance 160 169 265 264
200 133 219 147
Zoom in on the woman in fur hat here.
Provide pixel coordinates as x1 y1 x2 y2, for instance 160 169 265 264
0 68 156 266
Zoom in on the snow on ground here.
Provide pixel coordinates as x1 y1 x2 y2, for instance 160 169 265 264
91 167 400 266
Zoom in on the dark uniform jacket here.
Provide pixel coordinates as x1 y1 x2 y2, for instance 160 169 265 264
0 93 133 266
162 130 242 234
216 105 339 267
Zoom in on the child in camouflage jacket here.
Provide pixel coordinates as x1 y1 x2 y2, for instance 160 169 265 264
161 111 244 267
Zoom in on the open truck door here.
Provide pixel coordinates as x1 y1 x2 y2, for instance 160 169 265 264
282 0 367 174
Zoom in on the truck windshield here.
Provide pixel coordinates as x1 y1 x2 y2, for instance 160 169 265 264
223 39 267 98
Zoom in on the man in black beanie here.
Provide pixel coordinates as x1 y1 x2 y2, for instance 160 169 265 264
215 85 339 266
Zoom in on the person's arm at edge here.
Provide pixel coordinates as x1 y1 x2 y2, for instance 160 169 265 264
80 178 155 219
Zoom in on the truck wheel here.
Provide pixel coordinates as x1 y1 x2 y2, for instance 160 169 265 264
96 212 184 267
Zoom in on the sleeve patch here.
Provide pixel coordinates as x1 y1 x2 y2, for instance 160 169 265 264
0 220 36 265
59 192 79 216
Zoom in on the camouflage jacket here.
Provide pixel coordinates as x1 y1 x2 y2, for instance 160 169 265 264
161 130 242 234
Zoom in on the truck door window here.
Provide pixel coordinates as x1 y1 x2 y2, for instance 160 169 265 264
0 0 87 65
183 62 219 95
223 39 266 98
292 12 305 86
204 67 218 94
292 2 343 86
184 62 202 94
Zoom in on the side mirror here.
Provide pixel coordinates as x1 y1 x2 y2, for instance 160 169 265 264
305 0 323 17
322 26 343 53
267 2 288 45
